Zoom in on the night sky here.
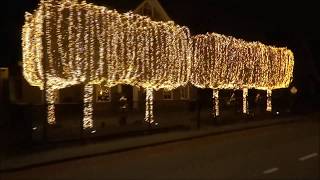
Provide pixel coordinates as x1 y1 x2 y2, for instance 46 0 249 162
3 0 320 97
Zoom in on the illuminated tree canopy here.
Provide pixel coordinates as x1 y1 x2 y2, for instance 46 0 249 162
191 33 294 90
22 0 191 91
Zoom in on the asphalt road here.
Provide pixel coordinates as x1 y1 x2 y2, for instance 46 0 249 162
2 118 319 180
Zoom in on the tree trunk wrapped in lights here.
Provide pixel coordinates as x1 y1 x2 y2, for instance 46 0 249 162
266 89 272 112
83 84 94 129
145 88 154 124
45 87 56 125
243 88 248 114
212 89 219 117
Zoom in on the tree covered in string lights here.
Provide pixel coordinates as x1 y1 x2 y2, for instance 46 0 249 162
22 0 191 128
22 0 294 129
191 33 294 115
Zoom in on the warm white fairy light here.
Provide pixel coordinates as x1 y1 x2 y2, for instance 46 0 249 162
34 4 44 80
266 89 272 112
145 88 154 124
96 7 105 79
46 87 56 125
44 0 55 77
243 88 248 114
98 82 110 100
68 3 76 80
212 89 219 117
83 84 93 129
22 13 35 86
22 11 44 88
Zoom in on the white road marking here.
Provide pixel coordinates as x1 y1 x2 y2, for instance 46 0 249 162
298 153 318 161
263 167 279 174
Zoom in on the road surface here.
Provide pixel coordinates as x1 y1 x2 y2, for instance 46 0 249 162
2 118 319 179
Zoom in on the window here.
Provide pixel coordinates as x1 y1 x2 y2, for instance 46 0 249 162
163 90 173 100
96 85 111 102
180 86 189 100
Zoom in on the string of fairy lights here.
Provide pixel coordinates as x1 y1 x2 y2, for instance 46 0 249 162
22 0 294 129
83 84 94 129
145 88 154 124
243 88 249 114
266 89 272 112
212 89 219 117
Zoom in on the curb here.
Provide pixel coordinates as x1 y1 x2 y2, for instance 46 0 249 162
0 116 301 173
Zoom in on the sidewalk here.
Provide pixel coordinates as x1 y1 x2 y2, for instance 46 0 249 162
0 113 305 172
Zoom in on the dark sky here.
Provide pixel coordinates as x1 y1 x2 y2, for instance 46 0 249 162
3 0 320 92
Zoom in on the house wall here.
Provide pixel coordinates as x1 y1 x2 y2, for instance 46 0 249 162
59 84 83 103
94 86 123 115
21 78 42 104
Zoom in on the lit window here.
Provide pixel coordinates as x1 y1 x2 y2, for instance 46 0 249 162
96 85 111 102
